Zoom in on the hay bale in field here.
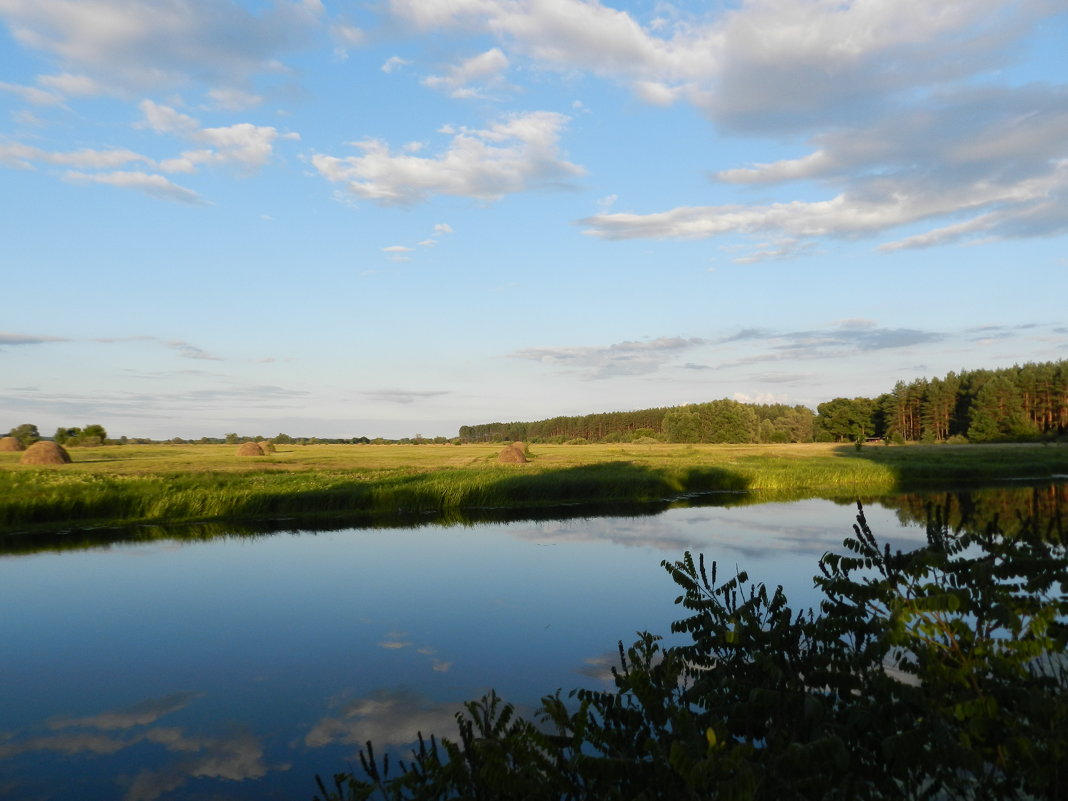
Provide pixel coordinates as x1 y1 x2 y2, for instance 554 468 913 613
258 440 276 454
498 441 529 463
236 441 265 456
0 436 24 451
19 441 72 465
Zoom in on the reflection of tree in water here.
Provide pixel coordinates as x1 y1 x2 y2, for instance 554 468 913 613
875 482 1066 538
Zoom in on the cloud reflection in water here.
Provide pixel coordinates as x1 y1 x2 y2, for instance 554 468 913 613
0 691 282 801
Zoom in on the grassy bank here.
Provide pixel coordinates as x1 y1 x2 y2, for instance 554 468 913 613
1 442 1065 534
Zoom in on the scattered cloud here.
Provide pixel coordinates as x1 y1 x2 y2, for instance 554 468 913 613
311 111 583 205
37 71 107 97
363 389 450 404
0 79 63 105
380 0 1067 254
0 331 68 346
433 223 454 234
0 0 323 95
142 100 299 173
166 340 224 361
1 141 152 170
381 245 413 253
512 336 708 378
423 48 512 99
510 320 974 382
381 55 411 73
64 169 207 204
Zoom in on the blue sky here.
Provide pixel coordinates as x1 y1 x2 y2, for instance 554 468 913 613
1 0 1066 440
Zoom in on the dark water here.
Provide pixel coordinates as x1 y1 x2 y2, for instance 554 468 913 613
0 484 1062 801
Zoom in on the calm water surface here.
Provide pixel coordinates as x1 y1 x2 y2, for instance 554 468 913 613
0 487 1060 800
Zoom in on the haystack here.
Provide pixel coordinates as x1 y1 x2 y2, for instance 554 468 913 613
498 441 529 463
258 440 276 454
19 441 72 465
236 441 265 456
0 436 24 451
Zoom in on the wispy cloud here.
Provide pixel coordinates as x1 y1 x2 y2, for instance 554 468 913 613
362 389 450 404
512 336 708 379
0 331 68 346
422 48 512 99
64 170 207 204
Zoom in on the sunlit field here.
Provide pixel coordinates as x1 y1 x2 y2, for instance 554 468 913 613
2 442 1065 534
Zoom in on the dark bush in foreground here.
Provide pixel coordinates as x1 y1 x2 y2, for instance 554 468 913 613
316 504 1067 800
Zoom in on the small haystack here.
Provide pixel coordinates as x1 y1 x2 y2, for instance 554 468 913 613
498 441 529 463
258 440 276 454
0 436 24 452
19 441 72 465
236 441 265 456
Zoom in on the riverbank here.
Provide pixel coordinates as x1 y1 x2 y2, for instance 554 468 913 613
1 442 1065 534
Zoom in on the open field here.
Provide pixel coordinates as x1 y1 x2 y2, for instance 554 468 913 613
1 442 1066 535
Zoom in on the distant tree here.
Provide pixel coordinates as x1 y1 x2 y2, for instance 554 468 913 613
968 375 1037 442
53 426 82 445
274 433 294 444
698 399 759 443
224 432 239 445
81 424 107 445
662 408 701 443
816 397 875 441
7 423 40 448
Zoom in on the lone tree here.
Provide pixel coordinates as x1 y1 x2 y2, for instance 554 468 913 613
6 423 40 448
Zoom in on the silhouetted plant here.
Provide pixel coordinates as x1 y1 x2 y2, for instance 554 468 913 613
315 503 1067 800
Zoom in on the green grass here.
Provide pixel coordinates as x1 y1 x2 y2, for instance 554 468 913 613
1 442 1065 535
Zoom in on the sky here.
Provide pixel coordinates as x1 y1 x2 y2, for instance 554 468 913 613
1 0 1066 440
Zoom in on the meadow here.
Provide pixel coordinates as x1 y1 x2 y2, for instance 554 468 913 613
1 441 1066 535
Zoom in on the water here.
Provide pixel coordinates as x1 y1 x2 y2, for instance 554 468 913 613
0 486 1061 801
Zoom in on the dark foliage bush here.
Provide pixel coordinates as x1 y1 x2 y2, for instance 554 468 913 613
316 503 1067 800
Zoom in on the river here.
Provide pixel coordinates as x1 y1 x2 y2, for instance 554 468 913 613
0 483 1063 801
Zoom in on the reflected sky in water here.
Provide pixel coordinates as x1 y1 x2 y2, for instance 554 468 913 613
0 495 1011 799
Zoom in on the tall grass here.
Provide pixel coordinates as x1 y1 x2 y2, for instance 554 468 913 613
1 442 1065 534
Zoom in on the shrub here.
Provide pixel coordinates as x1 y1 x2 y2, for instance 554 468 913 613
317 504 1068 801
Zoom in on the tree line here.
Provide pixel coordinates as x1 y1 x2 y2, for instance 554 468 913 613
6 360 1065 449
460 359 1068 445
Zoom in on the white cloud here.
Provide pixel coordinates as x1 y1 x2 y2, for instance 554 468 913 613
36 72 107 97
0 0 323 94
383 0 1067 254
64 170 207 205
140 100 299 173
583 86 1068 251
381 56 411 73
311 111 583 205
381 245 413 252
206 87 263 111
0 80 63 106
331 22 365 47
423 48 511 99
433 223 454 234
0 142 153 170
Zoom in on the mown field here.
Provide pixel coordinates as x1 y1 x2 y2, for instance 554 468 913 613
1 441 1066 535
